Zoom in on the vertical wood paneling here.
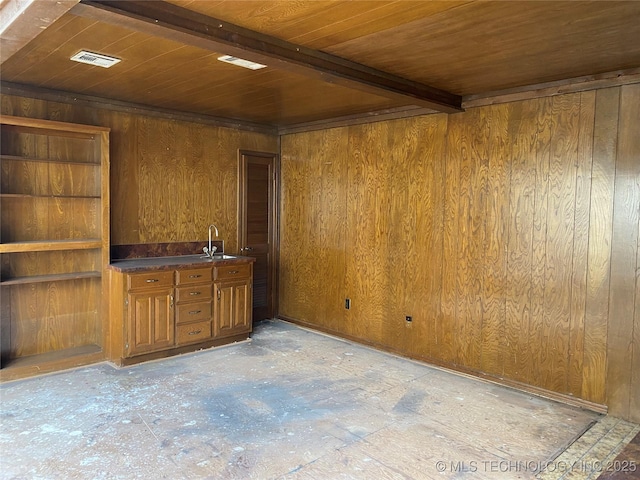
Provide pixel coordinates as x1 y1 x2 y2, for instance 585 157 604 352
345 122 389 345
503 100 536 382
1 94 278 247
455 107 488 370
279 132 314 323
606 83 640 421
541 94 580 392
385 119 410 350
405 115 447 359
567 91 595 397
481 102 510 376
581 87 617 405
279 86 640 420
107 111 139 245
529 97 552 388
316 128 349 334
440 113 462 365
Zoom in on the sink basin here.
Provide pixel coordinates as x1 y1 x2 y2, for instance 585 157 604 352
199 254 237 261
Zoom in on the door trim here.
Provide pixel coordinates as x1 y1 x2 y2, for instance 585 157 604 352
238 150 280 320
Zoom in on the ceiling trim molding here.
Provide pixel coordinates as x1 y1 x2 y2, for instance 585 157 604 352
463 68 640 109
0 82 278 135
278 106 439 135
71 0 463 114
0 0 80 64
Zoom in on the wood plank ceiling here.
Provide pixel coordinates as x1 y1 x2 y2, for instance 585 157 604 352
1 0 640 128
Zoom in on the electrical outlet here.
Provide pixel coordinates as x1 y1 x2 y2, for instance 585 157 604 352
345 298 351 310
405 315 412 323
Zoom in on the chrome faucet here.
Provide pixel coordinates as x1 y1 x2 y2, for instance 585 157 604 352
203 224 219 258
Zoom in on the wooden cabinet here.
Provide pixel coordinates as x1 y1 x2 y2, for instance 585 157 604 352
0 116 109 379
175 267 212 346
214 264 252 338
125 271 174 356
110 259 253 365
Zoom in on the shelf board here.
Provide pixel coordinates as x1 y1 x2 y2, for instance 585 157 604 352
0 193 100 199
0 344 104 382
1 154 100 166
0 239 102 253
1 271 101 285
1 116 109 139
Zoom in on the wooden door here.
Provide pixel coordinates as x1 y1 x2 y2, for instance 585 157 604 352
127 289 174 355
215 280 251 337
238 151 278 322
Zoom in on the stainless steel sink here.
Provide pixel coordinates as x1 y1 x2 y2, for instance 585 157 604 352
199 254 236 261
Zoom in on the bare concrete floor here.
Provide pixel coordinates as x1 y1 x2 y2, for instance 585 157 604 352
0 320 607 479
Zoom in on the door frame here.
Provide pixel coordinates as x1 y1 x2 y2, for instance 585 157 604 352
237 149 280 320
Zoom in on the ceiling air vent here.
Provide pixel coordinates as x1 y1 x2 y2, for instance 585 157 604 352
217 55 266 70
70 51 121 68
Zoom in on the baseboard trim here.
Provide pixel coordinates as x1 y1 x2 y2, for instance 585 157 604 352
277 315 608 415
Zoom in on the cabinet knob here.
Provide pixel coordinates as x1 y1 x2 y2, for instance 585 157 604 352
217 289 221 300
170 295 174 307
189 291 201 296
188 330 202 335
229 270 239 274
188 274 202 278
189 310 202 315
146 279 159 283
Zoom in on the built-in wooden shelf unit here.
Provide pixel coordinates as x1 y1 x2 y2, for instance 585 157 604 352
0 115 110 379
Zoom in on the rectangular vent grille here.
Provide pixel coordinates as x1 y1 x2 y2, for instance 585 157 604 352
217 55 266 70
70 51 121 68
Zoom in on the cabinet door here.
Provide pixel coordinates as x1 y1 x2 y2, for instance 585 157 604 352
214 280 251 338
127 288 174 356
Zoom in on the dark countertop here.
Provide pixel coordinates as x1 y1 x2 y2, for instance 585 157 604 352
108 254 255 273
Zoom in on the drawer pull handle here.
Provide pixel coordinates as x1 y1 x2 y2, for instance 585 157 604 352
229 270 239 274
189 274 202 278
189 310 202 315
146 279 159 283
188 330 202 335
189 292 201 296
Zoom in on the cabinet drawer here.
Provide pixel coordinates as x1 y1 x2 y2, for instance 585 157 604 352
214 263 250 280
176 301 212 324
127 271 174 290
176 284 212 302
176 320 212 345
176 267 212 285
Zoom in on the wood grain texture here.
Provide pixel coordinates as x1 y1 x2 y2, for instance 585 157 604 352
1 114 108 372
503 100 534 383
404 115 447 360
540 94 580 393
279 87 640 420
567 90 595 398
606 83 640 421
481 102 509 377
4 1 640 125
1 94 278 247
582 88 619 405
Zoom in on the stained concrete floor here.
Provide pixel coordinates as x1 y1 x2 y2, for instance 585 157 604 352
0 320 609 479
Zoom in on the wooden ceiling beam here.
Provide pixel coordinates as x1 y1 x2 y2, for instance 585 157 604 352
0 0 80 64
71 0 462 113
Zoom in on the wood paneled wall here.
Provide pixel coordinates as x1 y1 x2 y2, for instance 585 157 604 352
279 85 640 422
0 94 278 249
